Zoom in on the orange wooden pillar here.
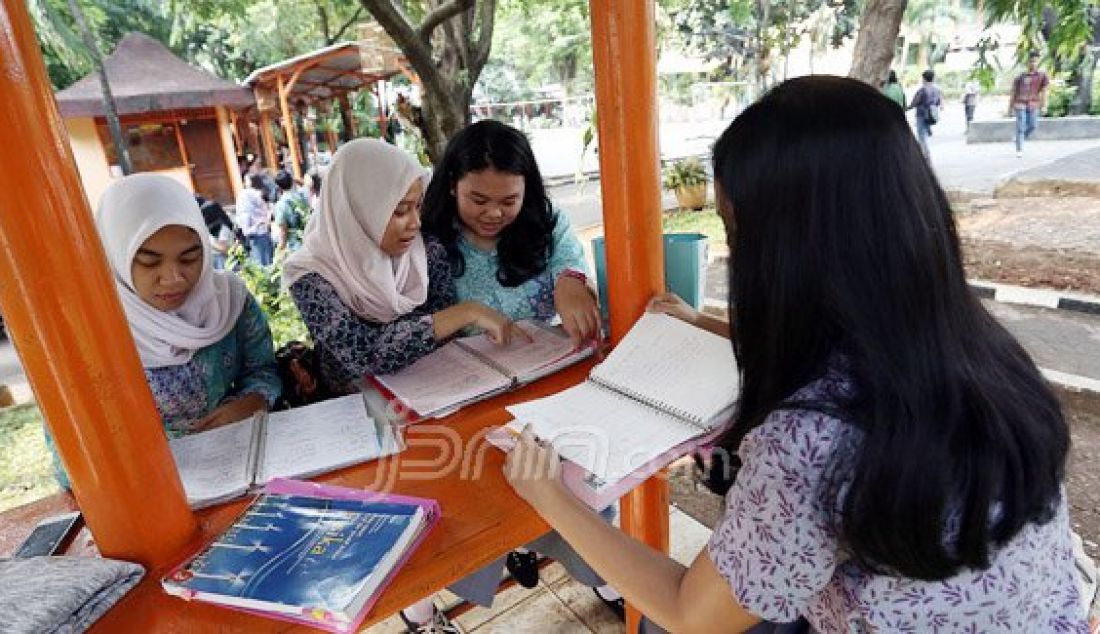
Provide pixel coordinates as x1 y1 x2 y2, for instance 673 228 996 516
258 108 279 172
0 0 197 569
590 1 669 631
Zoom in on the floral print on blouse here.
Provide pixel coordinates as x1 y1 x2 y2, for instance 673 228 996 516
707 364 1087 632
145 294 281 437
288 236 457 394
454 209 589 321
46 293 281 488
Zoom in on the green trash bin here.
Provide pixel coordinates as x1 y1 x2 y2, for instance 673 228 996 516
592 232 709 318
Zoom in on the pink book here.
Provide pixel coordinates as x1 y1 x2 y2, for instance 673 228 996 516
161 478 440 633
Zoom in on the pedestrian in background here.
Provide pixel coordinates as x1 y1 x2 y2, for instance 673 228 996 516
962 80 980 131
882 70 906 109
908 70 942 158
1011 51 1050 157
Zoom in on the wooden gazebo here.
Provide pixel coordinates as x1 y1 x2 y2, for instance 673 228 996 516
242 25 411 181
55 32 254 206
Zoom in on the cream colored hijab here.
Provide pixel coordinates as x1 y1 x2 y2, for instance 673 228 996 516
283 139 430 323
96 174 248 368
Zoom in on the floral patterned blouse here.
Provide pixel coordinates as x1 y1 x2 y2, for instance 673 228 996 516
145 295 281 437
46 294 281 487
288 236 457 394
707 364 1087 632
454 209 588 320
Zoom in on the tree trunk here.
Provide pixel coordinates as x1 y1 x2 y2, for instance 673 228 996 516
67 0 131 175
849 0 908 86
359 0 495 163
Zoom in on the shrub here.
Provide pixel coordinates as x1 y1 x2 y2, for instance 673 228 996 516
227 246 310 349
662 157 709 191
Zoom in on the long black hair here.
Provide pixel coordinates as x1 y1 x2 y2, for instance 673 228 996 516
714 75 1068 580
421 120 556 286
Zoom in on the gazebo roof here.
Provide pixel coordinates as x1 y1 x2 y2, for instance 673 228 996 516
55 32 254 118
242 41 397 103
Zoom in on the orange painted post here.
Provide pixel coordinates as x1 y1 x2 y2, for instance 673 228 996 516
276 74 303 181
590 0 669 630
0 0 198 568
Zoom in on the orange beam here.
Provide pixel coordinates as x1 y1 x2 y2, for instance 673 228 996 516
277 74 303 181
0 0 197 569
590 1 668 631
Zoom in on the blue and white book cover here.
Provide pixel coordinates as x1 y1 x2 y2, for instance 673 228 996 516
165 493 423 620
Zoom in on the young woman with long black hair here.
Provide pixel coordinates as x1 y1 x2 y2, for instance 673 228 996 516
504 76 1086 632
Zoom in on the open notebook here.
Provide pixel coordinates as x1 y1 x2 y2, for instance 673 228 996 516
169 394 401 508
372 319 594 419
498 312 739 508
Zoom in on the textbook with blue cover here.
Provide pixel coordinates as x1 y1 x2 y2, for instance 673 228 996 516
162 479 439 632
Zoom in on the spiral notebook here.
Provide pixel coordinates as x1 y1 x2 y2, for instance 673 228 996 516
500 313 739 507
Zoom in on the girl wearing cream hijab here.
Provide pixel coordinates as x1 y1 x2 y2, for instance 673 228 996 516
285 138 519 396
95 173 281 435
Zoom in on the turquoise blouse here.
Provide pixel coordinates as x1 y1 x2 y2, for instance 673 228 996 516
454 210 590 321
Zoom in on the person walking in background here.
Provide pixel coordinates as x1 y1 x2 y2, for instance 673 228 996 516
272 170 308 254
908 70 942 158
236 174 274 266
882 70 906 109
1011 51 1050 157
962 80 980 131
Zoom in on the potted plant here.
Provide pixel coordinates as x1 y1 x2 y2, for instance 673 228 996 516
662 157 709 210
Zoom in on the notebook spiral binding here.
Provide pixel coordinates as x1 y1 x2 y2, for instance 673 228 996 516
587 375 705 430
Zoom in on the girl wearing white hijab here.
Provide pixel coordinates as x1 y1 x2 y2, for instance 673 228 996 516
285 138 519 396
94 173 281 435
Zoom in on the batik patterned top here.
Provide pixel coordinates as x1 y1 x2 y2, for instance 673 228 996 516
288 237 457 394
707 365 1087 633
454 210 588 321
46 294 281 488
144 295 281 437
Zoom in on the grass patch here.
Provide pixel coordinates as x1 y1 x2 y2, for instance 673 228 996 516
662 207 725 247
0 403 61 512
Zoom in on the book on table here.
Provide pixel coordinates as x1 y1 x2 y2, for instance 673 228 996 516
162 478 440 633
493 312 739 509
370 319 595 420
169 393 401 509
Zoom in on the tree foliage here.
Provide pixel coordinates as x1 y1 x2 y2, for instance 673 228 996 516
982 0 1099 114
30 0 365 90
663 0 860 89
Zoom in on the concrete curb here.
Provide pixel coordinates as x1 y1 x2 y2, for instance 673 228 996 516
968 280 1100 317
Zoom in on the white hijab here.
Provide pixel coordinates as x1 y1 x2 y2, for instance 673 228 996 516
283 139 430 323
96 174 248 368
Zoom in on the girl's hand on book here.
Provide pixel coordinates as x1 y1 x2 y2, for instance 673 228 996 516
555 275 600 347
193 394 268 432
471 304 531 346
504 425 568 512
647 292 700 326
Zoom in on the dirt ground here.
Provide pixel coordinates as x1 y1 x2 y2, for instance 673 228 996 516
957 196 1100 295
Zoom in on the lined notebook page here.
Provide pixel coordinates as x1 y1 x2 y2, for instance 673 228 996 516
507 382 698 485
592 312 738 426
375 344 511 416
258 394 384 484
170 418 254 506
459 321 588 382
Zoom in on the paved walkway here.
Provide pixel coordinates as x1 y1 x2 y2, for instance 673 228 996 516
703 259 1100 390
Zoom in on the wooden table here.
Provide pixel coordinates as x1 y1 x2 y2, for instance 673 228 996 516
0 362 609 631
